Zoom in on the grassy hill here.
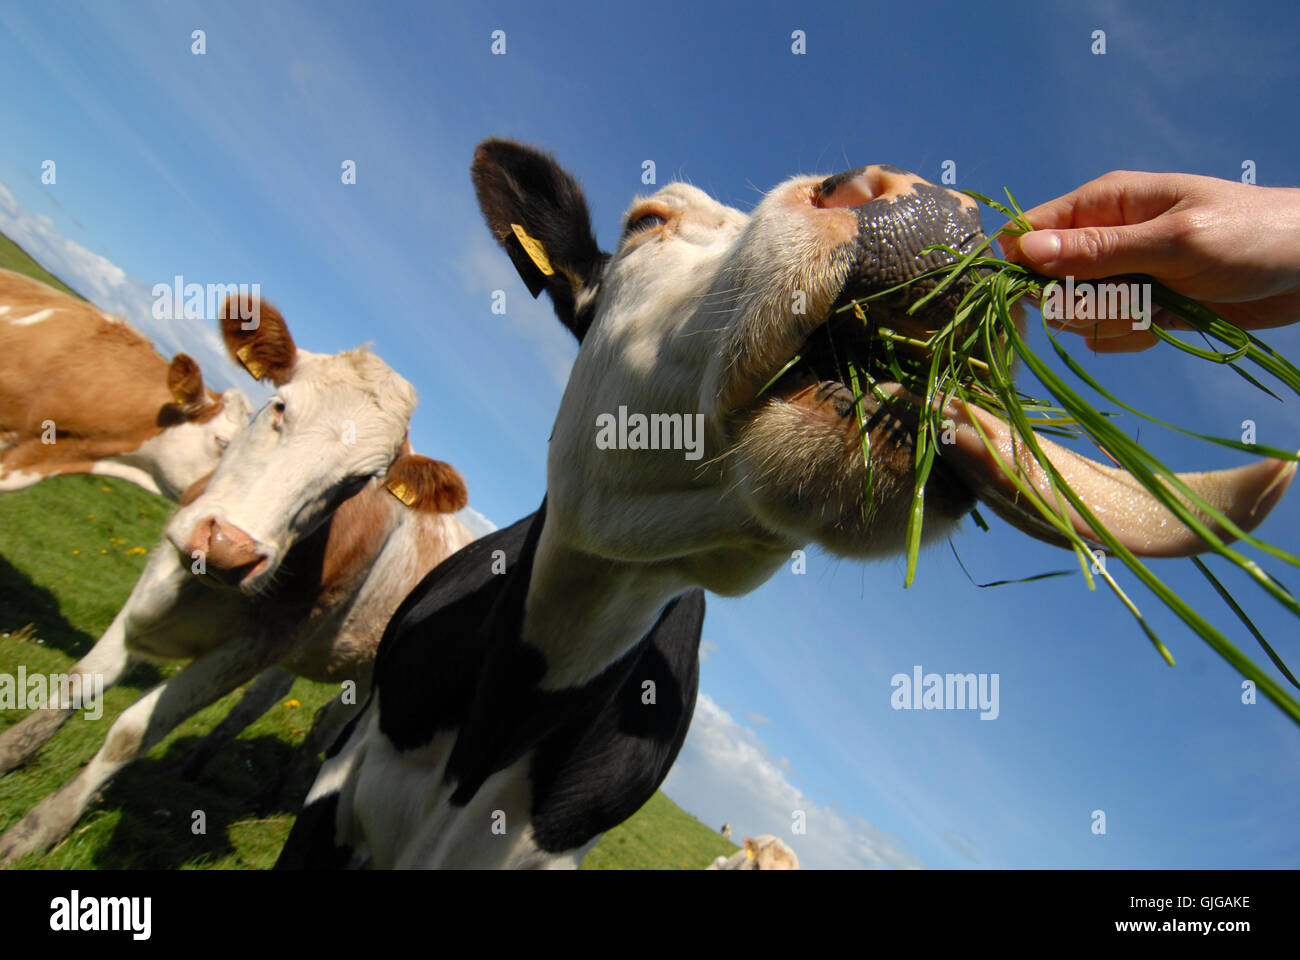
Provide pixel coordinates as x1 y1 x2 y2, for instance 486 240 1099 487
0 233 738 869
0 232 84 299
580 791 737 870
0 469 736 870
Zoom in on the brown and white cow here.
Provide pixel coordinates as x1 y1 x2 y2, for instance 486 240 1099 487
0 299 473 863
0 269 250 500
280 140 1294 870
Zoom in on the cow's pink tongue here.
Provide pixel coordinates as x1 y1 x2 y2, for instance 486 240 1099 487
938 400 1296 558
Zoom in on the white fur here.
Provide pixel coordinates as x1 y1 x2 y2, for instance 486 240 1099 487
164 349 416 589
85 388 251 501
0 466 46 492
9 308 54 326
0 338 472 864
89 460 164 495
530 176 858 688
316 171 867 867
341 722 592 869
310 160 977 869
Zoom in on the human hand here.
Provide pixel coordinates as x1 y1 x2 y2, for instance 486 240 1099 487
997 171 1300 352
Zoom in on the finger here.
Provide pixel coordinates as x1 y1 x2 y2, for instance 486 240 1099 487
1049 317 1157 340
1011 219 1185 280
1019 171 1183 232
1089 330 1161 353
1064 326 1161 353
1149 307 1192 333
1001 172 1184 266
1208 297 1300 332
1022 285 1180 326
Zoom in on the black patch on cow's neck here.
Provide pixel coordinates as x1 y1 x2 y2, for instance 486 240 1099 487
248 476 373 629
256 520 332 624
373 504 546 751
527 589 703 852
274 792 353 870
371 498 706 854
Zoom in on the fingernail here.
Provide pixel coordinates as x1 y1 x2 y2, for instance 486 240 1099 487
1019 231 1061 264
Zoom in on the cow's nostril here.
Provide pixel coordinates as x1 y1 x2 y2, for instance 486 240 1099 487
815 169 880 210
815 166 925 210
180 516 214 561
190 517 266 583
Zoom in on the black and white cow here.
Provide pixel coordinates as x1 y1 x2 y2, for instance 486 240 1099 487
278 139 1294 869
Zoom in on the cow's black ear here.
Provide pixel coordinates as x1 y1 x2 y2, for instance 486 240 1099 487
472 138 608 342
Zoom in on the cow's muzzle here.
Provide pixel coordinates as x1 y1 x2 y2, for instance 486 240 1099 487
180 516 270 586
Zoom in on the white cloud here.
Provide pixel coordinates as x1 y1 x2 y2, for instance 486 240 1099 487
663 694 924 869
454 505 498 539
0 180 262 400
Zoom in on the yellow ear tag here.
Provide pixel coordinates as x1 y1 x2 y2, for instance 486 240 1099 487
386 479 418 507
510 223 555 277
235 344 267 380
745 847 756 861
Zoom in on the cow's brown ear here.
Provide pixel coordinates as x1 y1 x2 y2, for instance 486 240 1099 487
384 454 469 514
219 297 296 386
167 353 208 414
471 138 608 343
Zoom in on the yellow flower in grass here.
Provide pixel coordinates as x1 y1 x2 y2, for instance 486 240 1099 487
126 547 147 556
72 549 80 555
283 699 301 709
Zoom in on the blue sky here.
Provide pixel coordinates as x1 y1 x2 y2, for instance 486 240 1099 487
1 0 1298 868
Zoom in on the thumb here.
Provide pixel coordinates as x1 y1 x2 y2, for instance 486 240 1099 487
1016 223 1169 280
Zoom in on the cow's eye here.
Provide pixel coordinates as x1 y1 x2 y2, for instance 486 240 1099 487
270 398 287 429
215 436 230 451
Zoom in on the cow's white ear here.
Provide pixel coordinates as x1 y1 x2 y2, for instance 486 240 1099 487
471 138 608 342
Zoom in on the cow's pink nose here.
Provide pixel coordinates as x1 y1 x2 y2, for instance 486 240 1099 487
186 517 266 584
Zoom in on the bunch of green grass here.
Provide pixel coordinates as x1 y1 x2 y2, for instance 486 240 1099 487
841 190 1300 724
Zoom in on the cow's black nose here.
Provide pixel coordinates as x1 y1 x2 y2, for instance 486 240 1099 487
822 164 988 328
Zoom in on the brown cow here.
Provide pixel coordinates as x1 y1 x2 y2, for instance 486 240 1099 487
0 269 249 499
708 835 801 870
0 298 473 863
